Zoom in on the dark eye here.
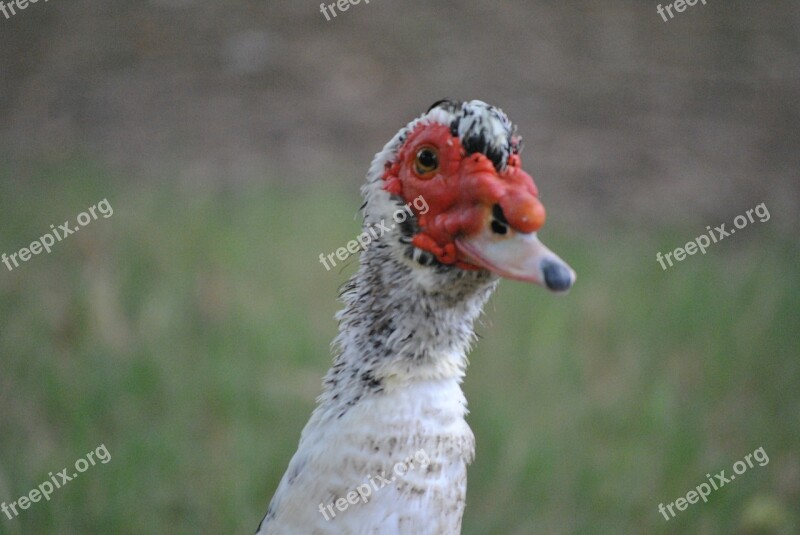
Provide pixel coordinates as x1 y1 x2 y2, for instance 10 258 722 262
414 146 439 177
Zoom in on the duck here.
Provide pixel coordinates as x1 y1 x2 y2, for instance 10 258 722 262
256 99 576 535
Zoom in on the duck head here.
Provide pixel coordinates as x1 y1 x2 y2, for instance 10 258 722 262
365 99 575 292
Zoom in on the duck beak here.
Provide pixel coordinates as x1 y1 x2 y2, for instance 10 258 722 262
456 226 576 292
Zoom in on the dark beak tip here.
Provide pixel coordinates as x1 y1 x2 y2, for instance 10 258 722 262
542 260 574 292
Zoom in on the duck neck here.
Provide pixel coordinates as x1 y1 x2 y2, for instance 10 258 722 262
316 241 498 419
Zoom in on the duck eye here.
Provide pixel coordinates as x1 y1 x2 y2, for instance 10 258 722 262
414 146 439 177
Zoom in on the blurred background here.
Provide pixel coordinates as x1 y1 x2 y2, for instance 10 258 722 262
0 1 798 534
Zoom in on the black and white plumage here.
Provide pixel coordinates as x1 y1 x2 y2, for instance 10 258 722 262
257 100 575 535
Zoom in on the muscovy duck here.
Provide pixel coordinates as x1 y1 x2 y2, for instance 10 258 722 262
257 99 575 534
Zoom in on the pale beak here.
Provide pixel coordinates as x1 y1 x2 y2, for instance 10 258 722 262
456 226 576 292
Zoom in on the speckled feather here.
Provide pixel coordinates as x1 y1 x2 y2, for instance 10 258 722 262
257 101 518 535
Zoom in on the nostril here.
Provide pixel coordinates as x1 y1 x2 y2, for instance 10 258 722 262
491 220 508 235
492 204 509 225
491 204 509 235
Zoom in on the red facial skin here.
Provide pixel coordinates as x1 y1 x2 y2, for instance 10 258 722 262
382 123 547 269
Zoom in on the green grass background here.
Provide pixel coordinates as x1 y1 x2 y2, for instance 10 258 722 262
0 162 797 534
